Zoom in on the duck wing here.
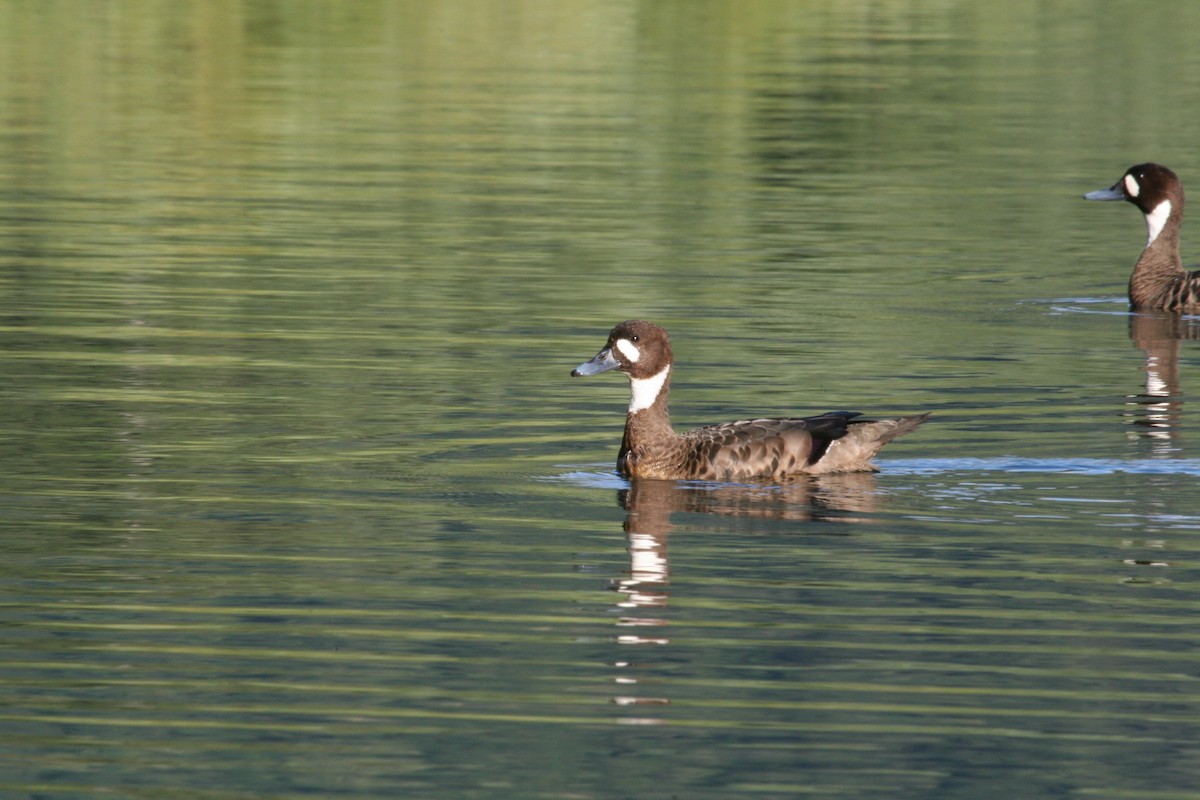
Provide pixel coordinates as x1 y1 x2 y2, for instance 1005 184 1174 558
682 411 862 480
1157 270 1200 311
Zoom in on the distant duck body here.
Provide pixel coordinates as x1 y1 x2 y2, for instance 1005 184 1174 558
1085 163 1200 312
571 320 928 480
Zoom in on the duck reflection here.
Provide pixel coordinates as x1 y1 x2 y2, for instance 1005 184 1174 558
1125 311 1200 448
605 474 882 716
618 472 883 537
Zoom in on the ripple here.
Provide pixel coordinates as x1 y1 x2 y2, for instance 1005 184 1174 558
546 468 629 490
551 456 1200 486
1033 296 1200 320
884 457 1200 476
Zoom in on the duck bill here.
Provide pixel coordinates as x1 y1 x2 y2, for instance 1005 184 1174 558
572 348 620 377
1084 183 1125 201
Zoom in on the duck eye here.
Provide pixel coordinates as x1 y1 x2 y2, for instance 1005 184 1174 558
631 335 639 342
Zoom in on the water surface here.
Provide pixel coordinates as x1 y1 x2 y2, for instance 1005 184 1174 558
3 2 1200 798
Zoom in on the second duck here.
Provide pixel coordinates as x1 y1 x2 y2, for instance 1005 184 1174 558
1085 163 1200 312
571 320 928 480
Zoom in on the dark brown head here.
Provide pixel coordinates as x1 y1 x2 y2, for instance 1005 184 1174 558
571 320 675 413
1085 163 1184 245
571 320 673 380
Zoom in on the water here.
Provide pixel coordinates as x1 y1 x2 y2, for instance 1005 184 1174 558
3 1 1200 798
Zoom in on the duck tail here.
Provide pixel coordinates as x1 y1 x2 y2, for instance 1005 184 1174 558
811 413 930 473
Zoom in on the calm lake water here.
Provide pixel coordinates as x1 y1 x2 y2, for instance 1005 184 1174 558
4 2 1200 798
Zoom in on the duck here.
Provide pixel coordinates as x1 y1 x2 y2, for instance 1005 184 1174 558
571 320 929 480
1084 163 1200 312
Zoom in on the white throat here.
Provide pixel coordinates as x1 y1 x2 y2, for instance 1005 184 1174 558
1145 199 1172 246
628 366 669 413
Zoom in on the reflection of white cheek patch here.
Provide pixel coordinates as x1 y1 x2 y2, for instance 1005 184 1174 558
1146 199 1172 245
615 338 640 363
1124 174 1140 198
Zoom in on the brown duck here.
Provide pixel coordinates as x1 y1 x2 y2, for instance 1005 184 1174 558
1085 163 1200 312
571 320 929 480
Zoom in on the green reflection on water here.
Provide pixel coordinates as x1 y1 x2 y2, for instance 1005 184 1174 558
3 2 1200 799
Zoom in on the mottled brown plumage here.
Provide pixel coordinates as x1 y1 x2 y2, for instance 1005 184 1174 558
1085 163 1200 312
571 320 928 480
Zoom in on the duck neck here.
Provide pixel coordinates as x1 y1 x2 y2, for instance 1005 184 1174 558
1131 203 1186 307
619 367 676 459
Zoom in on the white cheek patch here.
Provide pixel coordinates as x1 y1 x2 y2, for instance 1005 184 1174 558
614 338 640 363
1145 199 1172 246
1124 173 1141 198
629 366 669 413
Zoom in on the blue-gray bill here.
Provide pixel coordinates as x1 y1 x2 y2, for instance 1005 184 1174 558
572 348 620 377
1084 184 1125 201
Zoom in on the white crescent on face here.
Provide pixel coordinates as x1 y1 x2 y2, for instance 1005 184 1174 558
614 338 640 363
1124 173 1141 198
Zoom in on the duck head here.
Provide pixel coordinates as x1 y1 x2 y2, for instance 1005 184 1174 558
572 320 673 413
1085 163 1184 246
